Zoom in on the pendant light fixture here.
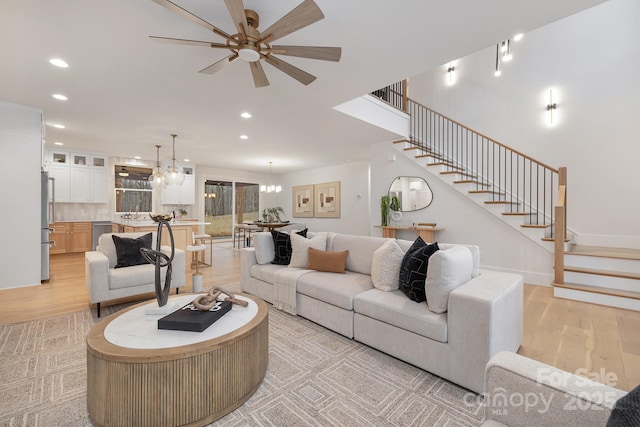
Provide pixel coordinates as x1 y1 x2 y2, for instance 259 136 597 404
260 161 281 193
166 133 185 186
149 145 167 188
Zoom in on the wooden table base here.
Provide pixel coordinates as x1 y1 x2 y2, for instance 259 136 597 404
86 295 268 427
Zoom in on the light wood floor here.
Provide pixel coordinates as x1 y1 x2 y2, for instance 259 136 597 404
1 245 639 392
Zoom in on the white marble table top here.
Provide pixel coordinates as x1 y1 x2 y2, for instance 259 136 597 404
103 294 258 349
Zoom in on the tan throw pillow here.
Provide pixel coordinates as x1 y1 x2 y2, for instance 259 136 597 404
307 248 349 273
289 232 327 268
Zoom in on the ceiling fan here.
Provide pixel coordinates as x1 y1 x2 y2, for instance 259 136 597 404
149 0 342 87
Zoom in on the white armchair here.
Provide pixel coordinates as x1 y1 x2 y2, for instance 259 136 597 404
85 232 185 316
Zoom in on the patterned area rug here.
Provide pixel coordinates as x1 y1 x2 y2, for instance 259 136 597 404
0 290 484 426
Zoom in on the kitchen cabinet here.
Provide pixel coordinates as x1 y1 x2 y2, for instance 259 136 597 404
49 222 92 254
45 150 108 203
70 167 108 203
162 164 196 205
47 164 71 202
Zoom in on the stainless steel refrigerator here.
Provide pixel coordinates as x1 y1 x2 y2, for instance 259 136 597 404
41 171 54 281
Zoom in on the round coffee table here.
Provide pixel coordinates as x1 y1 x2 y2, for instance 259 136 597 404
86 293 268 427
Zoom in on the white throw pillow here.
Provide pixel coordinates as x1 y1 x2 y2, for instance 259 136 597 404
289 232 327 268
371 239 404 291
425 245 473 313
253 232 275 264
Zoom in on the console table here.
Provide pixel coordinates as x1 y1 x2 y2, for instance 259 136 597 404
379 226 444 242
86 293 268 427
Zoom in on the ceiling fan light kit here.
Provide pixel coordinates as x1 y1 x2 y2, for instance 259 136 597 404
150 0 341 87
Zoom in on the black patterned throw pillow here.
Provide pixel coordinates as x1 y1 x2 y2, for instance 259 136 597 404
271 228 308 265
399 237 439 302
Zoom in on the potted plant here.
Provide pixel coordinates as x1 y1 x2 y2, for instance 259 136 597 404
261 206 286 223
380 196 390 226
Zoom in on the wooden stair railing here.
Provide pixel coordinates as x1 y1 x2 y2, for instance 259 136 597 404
554 168 567 284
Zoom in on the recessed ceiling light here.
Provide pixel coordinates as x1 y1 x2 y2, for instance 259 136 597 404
514 33 524 41
183 159 190 162
49 58 69 68
52 94 68 101
134 156 141 160
240 134 248 140
241 112 252 119
54 141 64 146
51 123 65 129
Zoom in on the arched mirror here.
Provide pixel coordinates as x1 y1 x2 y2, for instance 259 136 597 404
388 176 433 212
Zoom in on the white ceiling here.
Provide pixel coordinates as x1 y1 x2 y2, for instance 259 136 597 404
1 0 606 174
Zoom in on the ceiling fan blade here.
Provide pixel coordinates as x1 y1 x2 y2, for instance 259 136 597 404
249 62 270 88
264 55 316 85
270 45 341 62
149 36 232 49
151 0 234 41
198 55 237 75
260 0 324 43
224 0 249 36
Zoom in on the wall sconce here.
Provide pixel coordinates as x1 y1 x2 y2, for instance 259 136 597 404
446 63 456 86
502 40 513 62
494 44 502 77
546 89 558 125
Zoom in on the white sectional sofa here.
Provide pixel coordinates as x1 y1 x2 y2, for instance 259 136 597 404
240 231 523 393
85 232 185 317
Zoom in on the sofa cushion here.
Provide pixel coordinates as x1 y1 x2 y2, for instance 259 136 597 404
329 233 389 275
307 248 349 273
296 271 373 310
109 263 168 290
371 239 404 291
289 232 327 268
112 233 152 268
399 237 439 303
426 245 474 313
250 263 288 284
354 289 448 343
397 240 480 278
271 229 308 265
253 232 275 264
98 232 158 269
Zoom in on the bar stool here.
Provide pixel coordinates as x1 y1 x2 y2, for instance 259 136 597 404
187 232 206 292
194 233 213 265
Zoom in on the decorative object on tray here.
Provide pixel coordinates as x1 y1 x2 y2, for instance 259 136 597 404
418 222 437 227
261 206 286 223
193 287 249 310
140 218 176 309
158 287 249 332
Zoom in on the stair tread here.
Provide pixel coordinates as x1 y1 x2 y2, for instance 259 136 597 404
521 224 551 229
566 245 640 261
454 180 491 186
554 282 640 300
542 237 571 242
565 266 640 280
484 200 520 205
469 190 505 195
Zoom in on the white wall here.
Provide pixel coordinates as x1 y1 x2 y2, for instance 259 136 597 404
408 0 640 249
369 142 553 284
0 101 43 289
269 161 371 236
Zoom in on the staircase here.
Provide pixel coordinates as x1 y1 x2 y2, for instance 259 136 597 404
555 245 640 311
370 81 639 311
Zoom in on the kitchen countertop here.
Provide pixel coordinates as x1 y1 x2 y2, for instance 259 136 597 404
112 220 209 226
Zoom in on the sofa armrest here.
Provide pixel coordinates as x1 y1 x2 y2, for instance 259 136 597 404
446 270 523 393
85 251 110 303
483 351 626 426
240 248 258 291
161 246 185 288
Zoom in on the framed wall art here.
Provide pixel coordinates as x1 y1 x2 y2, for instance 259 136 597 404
314 181 340 218
292 184 314 218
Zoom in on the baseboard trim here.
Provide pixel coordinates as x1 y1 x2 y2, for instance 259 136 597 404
481 264 552 286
